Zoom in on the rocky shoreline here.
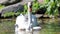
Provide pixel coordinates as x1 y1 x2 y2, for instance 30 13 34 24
0 0 33 17
0 0 60 18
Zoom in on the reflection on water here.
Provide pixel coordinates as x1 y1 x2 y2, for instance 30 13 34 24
0 18 60 34
0 19 15 34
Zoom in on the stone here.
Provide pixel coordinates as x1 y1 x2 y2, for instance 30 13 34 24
0 3 24 15
0 0 21 5
0 0 33 16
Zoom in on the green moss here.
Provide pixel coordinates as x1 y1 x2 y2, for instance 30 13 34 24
2 11 21 18
2 12 15 17
0 4 5 10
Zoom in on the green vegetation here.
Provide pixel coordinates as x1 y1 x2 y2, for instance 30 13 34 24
45 0 59 17
2 12 15 17
2 11 22 18
32 0 40 13
0 4 5 10
1 0 60 18
24 0 60 17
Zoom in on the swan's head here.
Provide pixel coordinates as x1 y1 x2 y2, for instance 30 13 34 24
28 2 32 12
28 2 32 8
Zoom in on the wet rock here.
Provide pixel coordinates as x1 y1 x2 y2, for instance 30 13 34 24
0 3 24 15
0 0 33 17
0 0 33 14
0 0 21 6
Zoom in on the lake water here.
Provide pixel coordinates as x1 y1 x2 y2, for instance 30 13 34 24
0 18 60 34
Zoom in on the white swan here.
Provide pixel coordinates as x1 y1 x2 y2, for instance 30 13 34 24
15 2 41 34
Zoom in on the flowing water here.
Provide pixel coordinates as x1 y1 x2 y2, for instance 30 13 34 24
0 18 60 34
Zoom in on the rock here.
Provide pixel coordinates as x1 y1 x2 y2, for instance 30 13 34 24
0 0 33 6
0 0 33 13
0 0 21 5
0 3 24 16
0 0 33 16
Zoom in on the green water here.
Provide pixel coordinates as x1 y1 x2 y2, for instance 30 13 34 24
0 18 60 34
0 19 15 34
39 18 60 34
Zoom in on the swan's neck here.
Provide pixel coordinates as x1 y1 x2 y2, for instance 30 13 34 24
28 2 32 24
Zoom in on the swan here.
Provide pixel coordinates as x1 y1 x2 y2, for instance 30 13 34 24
15 2 41 34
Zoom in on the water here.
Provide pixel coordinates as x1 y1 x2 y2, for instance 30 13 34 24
0 18 60 34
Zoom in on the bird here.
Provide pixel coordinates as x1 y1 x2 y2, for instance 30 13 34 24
15 2 41 34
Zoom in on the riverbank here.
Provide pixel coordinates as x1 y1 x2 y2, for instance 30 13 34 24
0 14 60 19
